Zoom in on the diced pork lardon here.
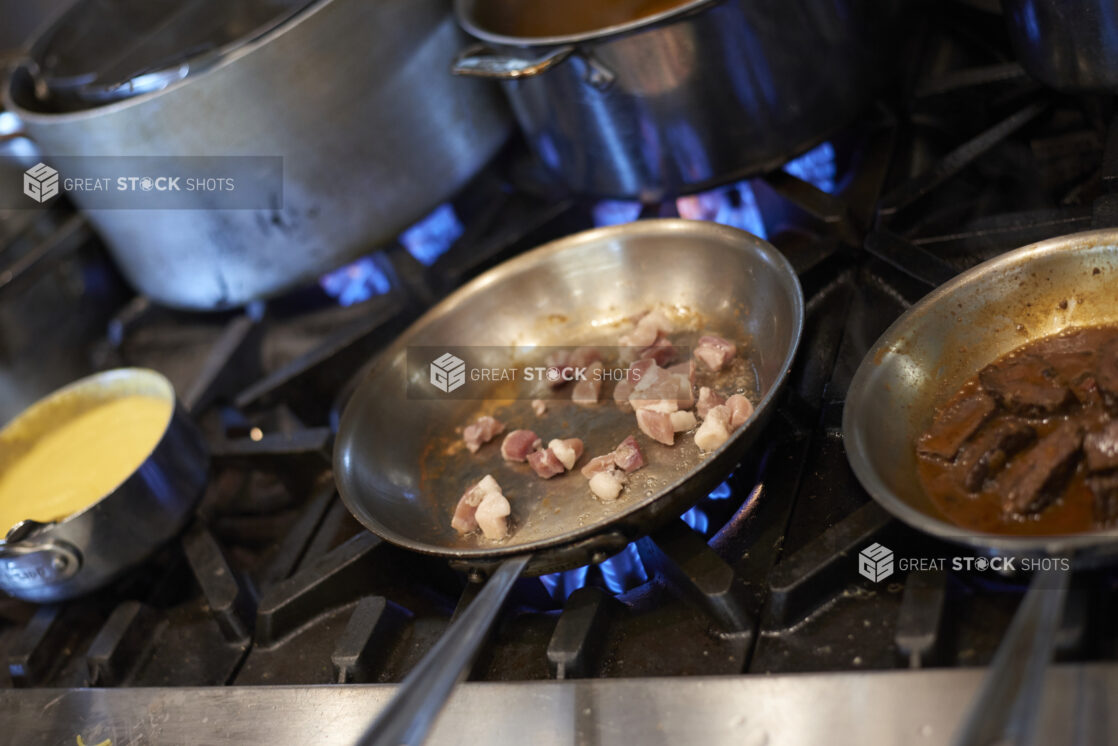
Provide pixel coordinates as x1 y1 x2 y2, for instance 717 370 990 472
694 396 754 452
629 358 656 380
581 454 617 478
501 429 541 462
620 309 672 349
572 361 605 405
463 416 504 453
694 335 737 372
531 399 548 417
636 407 676 445
589 468 627 501
581 434 646 501
527 447 566 479
670 410 698 432
667 360 696 386
581 437 644 477
694 405 732 452
638 335 677 366
641 399 678 413
452 475 510 540
475 491 511 541
630 362 694 410
451 476 493 534
586 435 646 499
613 360 652 410
545 347 602 388
527 437 584 479
725 394 753 428
613 377 635 410
630 359 695 443
612 435 645 472
548 438 584 470
696 387 726 418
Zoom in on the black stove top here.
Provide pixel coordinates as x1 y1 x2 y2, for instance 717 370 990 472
3 0 1118 697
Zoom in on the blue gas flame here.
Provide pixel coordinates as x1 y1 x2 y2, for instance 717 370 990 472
708 481 732 500
537 565 590 601
320 201 464 306
783 141 837 194
318 256 392 306
537 480 734 601
680 506 710 534
591 142 836 236
675 181 768 238
599 543 649 594
400 202 463 266
593 200 642 227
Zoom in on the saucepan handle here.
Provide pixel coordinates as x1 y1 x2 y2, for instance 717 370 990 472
451 44 615 90
451 43 576 80
0 520 82 589
952 563 1070 746
355 554 531 746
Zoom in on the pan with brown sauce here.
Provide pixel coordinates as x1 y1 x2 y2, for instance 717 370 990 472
916 324 1118 535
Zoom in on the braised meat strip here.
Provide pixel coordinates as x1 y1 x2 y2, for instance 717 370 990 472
916 326 1118 534
953 417 1036 493
977 354 1074 418
1097 338 1118 414
916 390 996 460
996 420 1082 515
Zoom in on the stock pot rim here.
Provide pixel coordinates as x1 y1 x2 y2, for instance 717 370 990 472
454 0 722 48
2 0 335 123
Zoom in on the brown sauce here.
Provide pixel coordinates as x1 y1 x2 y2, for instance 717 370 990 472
916 325 1118 535
472 0 692 38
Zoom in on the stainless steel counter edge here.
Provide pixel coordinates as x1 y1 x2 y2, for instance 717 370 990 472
2 665 1114 745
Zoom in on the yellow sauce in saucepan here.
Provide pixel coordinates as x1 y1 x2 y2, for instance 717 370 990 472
0 394 172 535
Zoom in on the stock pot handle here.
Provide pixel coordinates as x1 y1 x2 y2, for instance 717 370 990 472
452 44 614 89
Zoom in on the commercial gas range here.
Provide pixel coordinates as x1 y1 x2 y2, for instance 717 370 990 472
3 4 1118 744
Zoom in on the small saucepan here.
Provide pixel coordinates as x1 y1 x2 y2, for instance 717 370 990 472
844 229 1118 744
0 367 208 602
